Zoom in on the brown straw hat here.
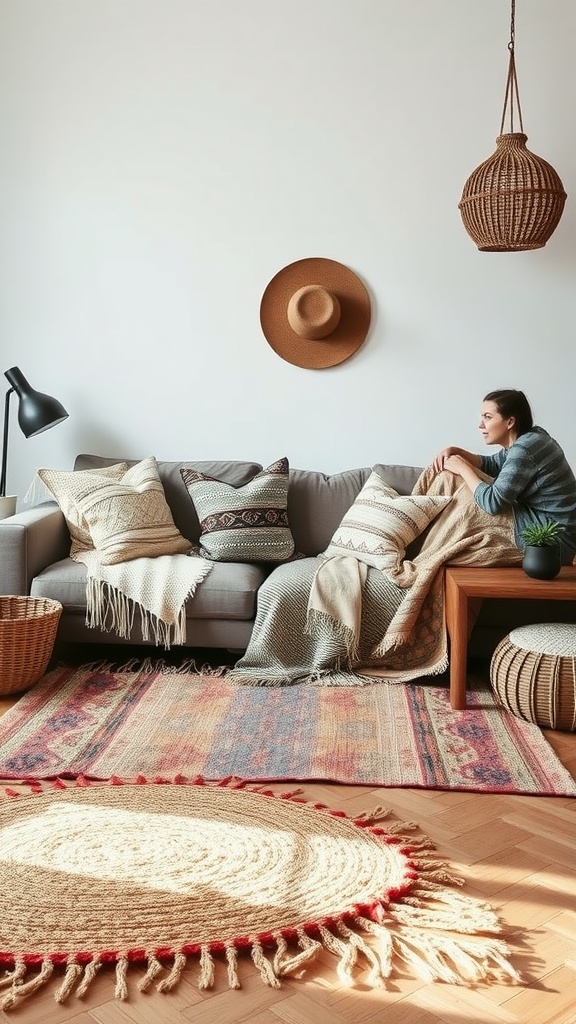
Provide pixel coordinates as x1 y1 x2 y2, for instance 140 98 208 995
260 257 371 369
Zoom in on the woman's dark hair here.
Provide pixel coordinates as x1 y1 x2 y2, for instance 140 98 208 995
483 389 533 436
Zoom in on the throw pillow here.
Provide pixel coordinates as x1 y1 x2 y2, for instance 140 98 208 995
38 462 129 556
180 457 295 562
75 457 192 564
323 470 451 569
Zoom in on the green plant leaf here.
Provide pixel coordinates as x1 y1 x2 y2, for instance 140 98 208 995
521 519 564 546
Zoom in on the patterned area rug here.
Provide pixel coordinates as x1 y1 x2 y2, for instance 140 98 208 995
0 778 521 1009
0 663 575 795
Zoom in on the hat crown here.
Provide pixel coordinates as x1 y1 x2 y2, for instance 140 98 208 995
287 285 341 340
260 257 371 368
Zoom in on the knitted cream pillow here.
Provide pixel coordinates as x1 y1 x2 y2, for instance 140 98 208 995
180 457 294 562
38 462 129 556
323 470 451 569
73 457 192 564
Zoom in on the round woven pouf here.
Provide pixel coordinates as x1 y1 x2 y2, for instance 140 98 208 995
491 623 576 731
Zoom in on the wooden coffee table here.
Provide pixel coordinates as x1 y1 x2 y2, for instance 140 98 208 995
444 564 576 710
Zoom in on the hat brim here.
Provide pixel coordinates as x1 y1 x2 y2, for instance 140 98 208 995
260 257 371 369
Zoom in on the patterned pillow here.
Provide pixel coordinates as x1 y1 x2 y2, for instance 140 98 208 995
180 457 294 562
323 470 451 569
38 462 129 556
75 457 192 564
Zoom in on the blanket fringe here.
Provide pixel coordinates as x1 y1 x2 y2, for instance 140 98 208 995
305 608 360 665
85 578 190 649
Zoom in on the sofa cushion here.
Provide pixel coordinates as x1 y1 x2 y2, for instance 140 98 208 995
372 463 423 495
287 464 424 556
31 558 267 621
180 458 294 563
322 470 451 569
74 456 264 543
286 467 371 556
38 462 128 556
74 457 192 564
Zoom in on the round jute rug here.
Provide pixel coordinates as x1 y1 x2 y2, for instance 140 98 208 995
0 778 520 1009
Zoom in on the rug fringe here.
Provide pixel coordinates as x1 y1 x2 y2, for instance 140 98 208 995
156 952 187 993
357 916 521 986
0 915 521 1009
74 956 102 997
54 959 83 1003
0 958 54 1010
225 944 241 989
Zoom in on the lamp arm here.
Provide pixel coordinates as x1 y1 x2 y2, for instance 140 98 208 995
0 387 14 499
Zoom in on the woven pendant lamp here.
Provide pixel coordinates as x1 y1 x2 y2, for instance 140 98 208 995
459 0 567 252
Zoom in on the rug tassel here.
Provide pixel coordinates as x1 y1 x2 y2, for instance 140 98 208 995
137 952 164 992
356 916 394 978
250 941 281 988
273 928 322 977
156 952 186 993
317 925 355 986
0 957 54 1011
114 956 129 1000
413 860 464 886
55 959 83 1003
225 944 241 989
360 916 520 986
353 804 391 824
336 920 385 987
75 956 102 998
198 945 214 990
0 960 27 990
390 899 501 935
381 819 419 834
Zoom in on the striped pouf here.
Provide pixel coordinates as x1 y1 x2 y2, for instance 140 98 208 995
490 623 576 732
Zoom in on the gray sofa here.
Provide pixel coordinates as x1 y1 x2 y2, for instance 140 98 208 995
1 454 573 656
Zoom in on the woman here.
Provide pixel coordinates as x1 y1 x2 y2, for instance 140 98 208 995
433 389 576 565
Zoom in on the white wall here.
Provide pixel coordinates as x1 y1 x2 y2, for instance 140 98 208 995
1 0 575 504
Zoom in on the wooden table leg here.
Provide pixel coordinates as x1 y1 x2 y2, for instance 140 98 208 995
445 571 468 710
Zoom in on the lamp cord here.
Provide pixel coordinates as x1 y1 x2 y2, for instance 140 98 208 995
499 0 525 135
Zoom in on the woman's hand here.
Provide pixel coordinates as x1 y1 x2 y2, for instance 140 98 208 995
444 453 484 496
443 454 467 476
431 447 457 473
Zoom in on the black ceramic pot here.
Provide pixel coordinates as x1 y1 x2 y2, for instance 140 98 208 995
522 544 561 580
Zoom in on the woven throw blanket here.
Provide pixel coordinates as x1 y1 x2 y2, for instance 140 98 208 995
227 467 522 687
226 555 408 686
361 466 522 676
74 550 213 648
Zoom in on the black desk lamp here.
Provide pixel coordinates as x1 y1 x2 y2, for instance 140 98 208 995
0 366 69 516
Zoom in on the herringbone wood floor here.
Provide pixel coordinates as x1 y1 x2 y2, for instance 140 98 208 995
1 661 575 1024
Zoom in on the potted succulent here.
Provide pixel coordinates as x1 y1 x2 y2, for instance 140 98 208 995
521 520 564 580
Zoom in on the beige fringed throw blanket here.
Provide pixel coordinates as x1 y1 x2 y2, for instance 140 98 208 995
74 550 213 648
227 467 522 687
310 466 523 678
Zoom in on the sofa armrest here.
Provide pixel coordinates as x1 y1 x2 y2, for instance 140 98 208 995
0 504 70 595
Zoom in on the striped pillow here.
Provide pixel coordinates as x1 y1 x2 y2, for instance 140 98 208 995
180 457 294 562
38 462 129 556
43 457 191 565
323 470 451 569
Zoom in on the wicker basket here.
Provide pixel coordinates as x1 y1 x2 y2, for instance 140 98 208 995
490 623 576 732
0 596 63 695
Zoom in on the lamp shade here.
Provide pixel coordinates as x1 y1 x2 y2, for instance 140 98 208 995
4 366 68 438
459 133 567 252
1 366 69 502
